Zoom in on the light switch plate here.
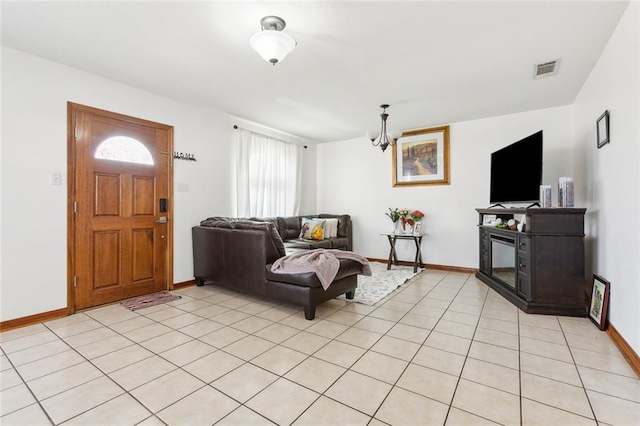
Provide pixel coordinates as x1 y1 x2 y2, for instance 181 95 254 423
50 172 62 186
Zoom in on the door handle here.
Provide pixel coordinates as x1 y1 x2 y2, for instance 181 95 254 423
156 216 167 224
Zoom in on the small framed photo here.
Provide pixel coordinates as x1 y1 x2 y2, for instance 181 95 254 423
589 274 610 330
597 110 610 148
482 214 497 226
413 221 422 235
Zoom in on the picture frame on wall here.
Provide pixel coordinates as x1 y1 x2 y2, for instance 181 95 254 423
597 110 610 148
589 274 610 330
392 125 450 186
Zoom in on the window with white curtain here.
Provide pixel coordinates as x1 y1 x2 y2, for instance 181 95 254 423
235 128 302 217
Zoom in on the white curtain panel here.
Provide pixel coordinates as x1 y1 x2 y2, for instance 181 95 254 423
235 128 302 217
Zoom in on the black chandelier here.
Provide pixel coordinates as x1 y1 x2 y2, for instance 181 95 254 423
367 104 400 152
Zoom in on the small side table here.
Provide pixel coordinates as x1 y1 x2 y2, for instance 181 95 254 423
383 233 425 273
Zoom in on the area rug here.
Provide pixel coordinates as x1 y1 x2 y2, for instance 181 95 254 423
341 262 421 305
119 291 181 311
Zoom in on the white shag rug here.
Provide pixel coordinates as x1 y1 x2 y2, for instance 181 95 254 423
342 261 421 305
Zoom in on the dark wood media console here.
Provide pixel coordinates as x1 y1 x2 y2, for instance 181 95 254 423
476 207 587 316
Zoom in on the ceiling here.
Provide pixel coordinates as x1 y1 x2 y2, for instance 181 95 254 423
1 1 630 143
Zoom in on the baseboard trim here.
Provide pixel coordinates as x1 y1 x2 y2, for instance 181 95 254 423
173 280 196 289
0 308 68 333
607 323 640 377
367 258 476 274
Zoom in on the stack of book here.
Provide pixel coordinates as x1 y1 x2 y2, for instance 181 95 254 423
558 177 574 207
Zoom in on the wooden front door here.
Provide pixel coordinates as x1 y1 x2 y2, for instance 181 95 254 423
69 103 173 311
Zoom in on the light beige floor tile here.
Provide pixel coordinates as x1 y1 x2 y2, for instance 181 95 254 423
386 323 431 344
74 334 134 359
433 319 476 339
285 356 346 393
109 355 177 391
256 306 298 322
480 307 518 323
478 316 519 335
160 339 216 366
160 312 205 329
182 351 244 383
521 398 597 426
461 358 520 396
130 369 204 413
0 402 51 425
397 363 458 405
302 319 349 339
353 316 395 334
139 330 193 353
158 385 239 426
223 335 276 361
558 317 602 338
366 308 406 325
351 351 409 384
371 335 420 361
293 395 371 425
0 368 23 391
445 407 501 425
520 352 582 386
325 371 391 415
325 310 366 326
237 301 274 316
1 354 12 371
177 319 225 338
412 345 466 377
0 383 37 417
379 300 414 313
282 331 331 355
27 361 104 400
246 378 319 425
518 312 562 331
519 336 573 363
15 349 84 382
340 301 377 315
587 389 640 425
167 298 211 312
0 323 48 343
0 330 59 354
211 309 252 325
335 327 383 349
424 331 472 356
191 304 231 319
142 306 185 322
199 326 248 348
451 379 520 426
278 312 316 330
578 365 640 402
251 345 307 376
473 327 518 350
418 297 451 309
519 324 566 345
84 304 140 325
564 331 622 357
468 340 519 370
399 313 439 329
40 376 124 424
313 340 366 368
410 304 447 319
375 386 449 425
520 372 593 418
217 405 274 425
572 347 637 378
254 323 300 343
5 339 70 367
45 318 104 338
123 323 173 343
212 363 278 403
92 344 154 373
231 316 274 334
442 310 480 327
64 393 151 426
109 316 154 334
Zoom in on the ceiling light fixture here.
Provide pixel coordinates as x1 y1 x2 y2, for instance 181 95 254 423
250 16 296 66
367 104 401 152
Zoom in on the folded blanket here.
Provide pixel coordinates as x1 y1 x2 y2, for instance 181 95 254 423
270 249 372 290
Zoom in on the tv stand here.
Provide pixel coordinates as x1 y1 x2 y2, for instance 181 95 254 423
476 207 587 316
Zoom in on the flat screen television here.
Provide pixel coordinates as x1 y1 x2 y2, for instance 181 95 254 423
489 130 543 206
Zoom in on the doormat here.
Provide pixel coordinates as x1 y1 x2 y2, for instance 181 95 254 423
120 291 181 311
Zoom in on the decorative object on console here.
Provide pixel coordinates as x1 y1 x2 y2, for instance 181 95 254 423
250 16 296 65
589 274 610 330
597 110 610 148
413 221 422 235
539 185 552 208
367 104 401 152
558 177 574 207
392 125 450 187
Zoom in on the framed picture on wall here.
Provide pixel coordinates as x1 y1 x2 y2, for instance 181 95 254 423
589 274 610 330
597 110 610 148
392 125 450 186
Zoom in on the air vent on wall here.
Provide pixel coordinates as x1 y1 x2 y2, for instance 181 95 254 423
535 60 559 78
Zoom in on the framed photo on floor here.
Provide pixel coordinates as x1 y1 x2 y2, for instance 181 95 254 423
392 125 450 186
589 274 610 330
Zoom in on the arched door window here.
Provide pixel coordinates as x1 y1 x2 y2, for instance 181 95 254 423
94 136 154 165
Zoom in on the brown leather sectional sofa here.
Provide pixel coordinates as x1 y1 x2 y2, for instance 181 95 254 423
191 214 362 319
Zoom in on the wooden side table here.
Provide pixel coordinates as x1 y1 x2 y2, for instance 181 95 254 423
383 233 425 273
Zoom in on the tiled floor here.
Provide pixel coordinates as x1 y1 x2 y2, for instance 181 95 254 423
1 268 639 425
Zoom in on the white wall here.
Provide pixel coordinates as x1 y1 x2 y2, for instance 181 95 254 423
573 2 639 354
0 47 316 322
317 105 577 267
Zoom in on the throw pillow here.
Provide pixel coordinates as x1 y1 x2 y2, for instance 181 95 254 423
299 218 326 241
323 218 339 238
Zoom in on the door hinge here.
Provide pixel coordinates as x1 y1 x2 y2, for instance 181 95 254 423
73 276 77 288
74 201 78 213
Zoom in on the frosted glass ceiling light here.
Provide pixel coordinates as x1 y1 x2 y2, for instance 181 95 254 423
250 16 296 65
367 104 401 152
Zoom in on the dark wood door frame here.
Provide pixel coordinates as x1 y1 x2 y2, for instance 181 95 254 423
67 102 174 314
